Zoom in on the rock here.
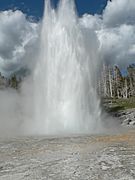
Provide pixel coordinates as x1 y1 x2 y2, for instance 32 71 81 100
122 118 132 125
114 108 135 127
101 165 109 171
127 119 132 125
129 121 135 126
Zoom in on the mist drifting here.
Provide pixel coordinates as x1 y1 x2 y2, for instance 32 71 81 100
0 0 134 136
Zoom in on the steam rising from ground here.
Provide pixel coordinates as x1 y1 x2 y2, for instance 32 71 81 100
0 90 20 136
0 0 134 136
30 0 101 134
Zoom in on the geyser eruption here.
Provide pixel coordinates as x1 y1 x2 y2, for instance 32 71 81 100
32 0 101 134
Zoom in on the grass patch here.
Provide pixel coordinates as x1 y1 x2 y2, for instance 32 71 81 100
102 97 135 112
115 97 135 110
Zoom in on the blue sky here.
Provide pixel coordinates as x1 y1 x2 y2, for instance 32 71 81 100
0 0 108 20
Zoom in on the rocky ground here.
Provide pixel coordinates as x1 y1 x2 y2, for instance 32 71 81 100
103 97 135 127
0 129 135 180
111 108 135 127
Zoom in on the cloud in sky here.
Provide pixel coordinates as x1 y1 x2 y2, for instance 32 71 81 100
103 0 135 27
0 0 135 75
97 24 135 66
81 0 135 67
0 10 38 76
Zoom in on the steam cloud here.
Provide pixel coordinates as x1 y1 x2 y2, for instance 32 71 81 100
0 10 39 76
81 0 135 66
0 0 134 136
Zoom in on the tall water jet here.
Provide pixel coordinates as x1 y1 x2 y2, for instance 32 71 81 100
32 0 101 134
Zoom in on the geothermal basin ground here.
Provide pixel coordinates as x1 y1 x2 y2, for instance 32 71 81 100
0 129 135 180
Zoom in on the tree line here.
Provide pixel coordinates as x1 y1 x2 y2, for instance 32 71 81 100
0 73 21 90
0 64 135 99
98 64 135 99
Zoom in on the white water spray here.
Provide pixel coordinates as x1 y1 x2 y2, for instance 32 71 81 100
27 0 101 134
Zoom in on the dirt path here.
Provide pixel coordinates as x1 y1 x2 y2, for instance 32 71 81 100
0 130 135 180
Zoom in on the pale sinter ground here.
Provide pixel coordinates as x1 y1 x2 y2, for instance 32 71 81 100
0 128 135 180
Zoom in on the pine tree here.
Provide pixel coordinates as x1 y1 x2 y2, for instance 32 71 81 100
10 75 18 89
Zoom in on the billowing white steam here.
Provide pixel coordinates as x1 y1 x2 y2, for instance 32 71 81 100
26 0 101 134
4 0 101 136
